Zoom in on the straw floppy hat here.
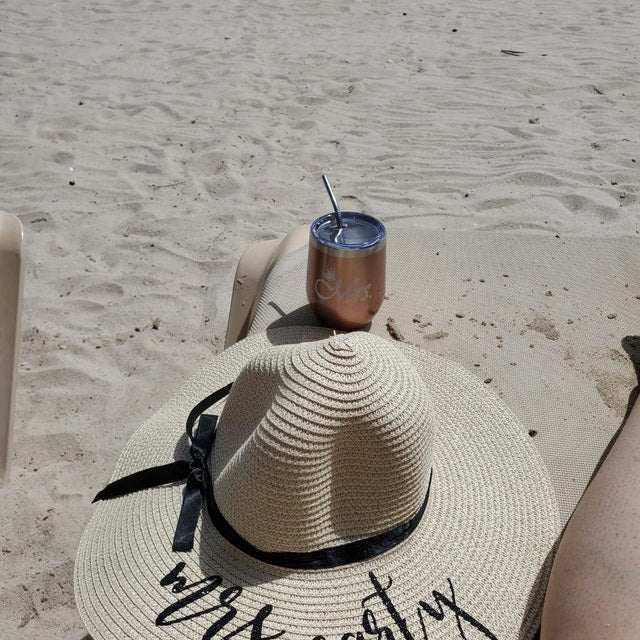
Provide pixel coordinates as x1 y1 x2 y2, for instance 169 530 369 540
75 327 559 640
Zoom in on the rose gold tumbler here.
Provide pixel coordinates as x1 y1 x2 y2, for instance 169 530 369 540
306 212 386 330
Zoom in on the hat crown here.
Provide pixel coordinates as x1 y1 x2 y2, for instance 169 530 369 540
211 333 434 553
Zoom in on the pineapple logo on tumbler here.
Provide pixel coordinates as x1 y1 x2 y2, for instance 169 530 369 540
307 176 386 330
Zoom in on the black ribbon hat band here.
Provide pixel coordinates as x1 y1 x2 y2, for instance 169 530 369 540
93 382 432 570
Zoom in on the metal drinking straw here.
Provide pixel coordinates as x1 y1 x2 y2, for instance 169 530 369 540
322 175 344 228
321 174 345 244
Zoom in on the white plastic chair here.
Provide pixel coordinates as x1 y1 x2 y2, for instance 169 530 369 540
0 211 24 486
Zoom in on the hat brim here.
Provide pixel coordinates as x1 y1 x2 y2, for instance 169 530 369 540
75 327 559 640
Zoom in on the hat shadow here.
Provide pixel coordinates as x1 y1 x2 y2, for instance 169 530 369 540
265 301 318 330
264 302 372 343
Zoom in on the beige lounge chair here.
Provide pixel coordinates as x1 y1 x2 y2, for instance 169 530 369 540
226 225 640 528
0 211 24 486
225 225 308 348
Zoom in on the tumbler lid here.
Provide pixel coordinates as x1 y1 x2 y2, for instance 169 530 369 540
311 212 386 250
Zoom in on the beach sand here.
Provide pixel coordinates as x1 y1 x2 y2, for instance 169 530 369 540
1 0 638 637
